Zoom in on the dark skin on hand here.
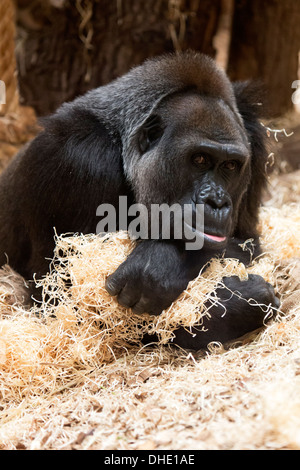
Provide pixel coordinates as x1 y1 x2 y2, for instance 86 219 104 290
0 52 279 350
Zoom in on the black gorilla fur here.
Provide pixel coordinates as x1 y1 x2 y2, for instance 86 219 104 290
0 52 279 349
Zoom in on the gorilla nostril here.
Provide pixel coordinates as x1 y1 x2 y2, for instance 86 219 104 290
206 198 218 210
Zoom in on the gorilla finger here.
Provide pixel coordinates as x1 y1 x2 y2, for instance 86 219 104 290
131 297 150 315
105 270 126 296
117 284 140 308
132 295 163 315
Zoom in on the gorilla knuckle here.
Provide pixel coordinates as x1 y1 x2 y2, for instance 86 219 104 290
105 277 121 296
105 268 128 296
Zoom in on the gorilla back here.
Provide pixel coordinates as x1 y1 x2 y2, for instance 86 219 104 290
0 52 279 348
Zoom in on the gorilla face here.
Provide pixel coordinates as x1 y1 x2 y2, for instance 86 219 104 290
131 91 251 249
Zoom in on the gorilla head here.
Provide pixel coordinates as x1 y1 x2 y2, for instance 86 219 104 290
131 89 252 249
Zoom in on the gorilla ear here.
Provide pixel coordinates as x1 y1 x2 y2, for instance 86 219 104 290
138 115 164 153
232 81 269 239
233 81 268 181
233 80 268 123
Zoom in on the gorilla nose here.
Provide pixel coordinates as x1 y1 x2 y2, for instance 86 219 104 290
206 195 229 211
202 192 232 231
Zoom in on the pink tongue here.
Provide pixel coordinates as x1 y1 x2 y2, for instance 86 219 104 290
205 233 226 242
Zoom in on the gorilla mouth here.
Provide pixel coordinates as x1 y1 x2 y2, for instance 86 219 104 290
182 219 227 248
204 233 227 243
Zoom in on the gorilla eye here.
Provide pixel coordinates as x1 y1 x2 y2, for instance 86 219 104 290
192 154 210 167
222 160 238 171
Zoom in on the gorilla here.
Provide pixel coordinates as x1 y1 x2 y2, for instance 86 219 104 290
0 51 279 349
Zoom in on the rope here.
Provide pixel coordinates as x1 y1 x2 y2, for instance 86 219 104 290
0 0 19 116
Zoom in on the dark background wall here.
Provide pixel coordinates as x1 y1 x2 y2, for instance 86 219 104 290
14 0 300 118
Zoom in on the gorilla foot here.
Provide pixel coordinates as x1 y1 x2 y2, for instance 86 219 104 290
169 274 280 350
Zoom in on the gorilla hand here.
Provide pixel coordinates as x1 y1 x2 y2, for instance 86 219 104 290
173 274 280 350
105 240 190 315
